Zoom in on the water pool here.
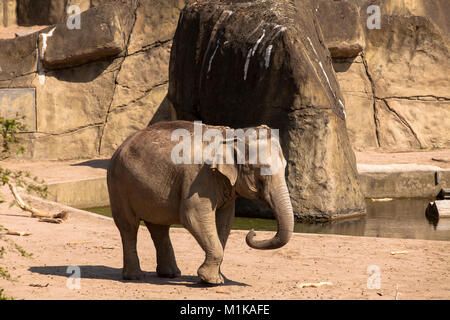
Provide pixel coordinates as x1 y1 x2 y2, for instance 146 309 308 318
86 198 450 241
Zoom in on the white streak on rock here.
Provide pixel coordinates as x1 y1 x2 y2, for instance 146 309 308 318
37 27 56 86
223 10 233 19
265 45 273 69
207 42 220 74
248 21 265 38
38 60 46 85
40 27 56 59
339 99 346 118
307 37 318 57
271 26 286 42
244 50 252 80
252 29 266 56
319 61 332 92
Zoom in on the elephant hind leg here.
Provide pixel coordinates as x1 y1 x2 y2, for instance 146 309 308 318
182 209 224 285
144 222 181 278
111 204 143 280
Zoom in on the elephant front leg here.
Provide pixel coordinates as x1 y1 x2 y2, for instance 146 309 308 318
182 207 224 285
216 201 235 249
216 201 235 281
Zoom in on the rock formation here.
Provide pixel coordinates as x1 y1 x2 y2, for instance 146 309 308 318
168 0 366 221
316 0 450 151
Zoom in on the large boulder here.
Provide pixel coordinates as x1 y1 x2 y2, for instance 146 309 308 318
313 0 365 58
40 1 135 70
168 0 366 221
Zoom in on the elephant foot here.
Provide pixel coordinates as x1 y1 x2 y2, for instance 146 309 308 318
123 269 144 281
157 265 181 278
198 265 224 285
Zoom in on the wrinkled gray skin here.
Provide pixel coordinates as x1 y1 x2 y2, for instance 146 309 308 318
107 121 294 284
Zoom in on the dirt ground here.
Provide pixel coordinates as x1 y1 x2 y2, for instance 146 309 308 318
0 186 449 300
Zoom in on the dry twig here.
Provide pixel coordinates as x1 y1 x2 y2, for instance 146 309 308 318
8 184 69 221
5 230 31 236
391 250 408 255
297 281 333 288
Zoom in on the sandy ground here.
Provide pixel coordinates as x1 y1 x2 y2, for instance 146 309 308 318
0 186 449 300
3 159 108 183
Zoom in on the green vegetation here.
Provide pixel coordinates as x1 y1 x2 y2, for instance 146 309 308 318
0 267 12 281
0 114 48 203
8 240 32 259
0 288 14 300
0 115 40 300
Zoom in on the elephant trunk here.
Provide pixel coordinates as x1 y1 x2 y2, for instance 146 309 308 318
245 180 294 250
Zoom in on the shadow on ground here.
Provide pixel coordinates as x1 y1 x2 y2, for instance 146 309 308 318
70 159 110 170
28 265 248 288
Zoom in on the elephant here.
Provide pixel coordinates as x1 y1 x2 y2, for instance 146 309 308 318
107 120 294 284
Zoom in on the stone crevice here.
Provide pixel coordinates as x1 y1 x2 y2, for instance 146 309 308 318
97 2 139 155
125 38 173 58
361 52 380 148
35 122 104 137
380 98 423 148
110 80 169 111
378 95 450 102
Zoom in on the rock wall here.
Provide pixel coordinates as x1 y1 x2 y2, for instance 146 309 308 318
0 0 185 159
0 0 448 158
316 0 450 151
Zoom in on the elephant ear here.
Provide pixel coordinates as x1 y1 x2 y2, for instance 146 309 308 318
210 137 239 186
211 163 238 186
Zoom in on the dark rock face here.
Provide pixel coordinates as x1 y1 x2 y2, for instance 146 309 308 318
16 0 114 26
168 0 366 221
16 0 64 26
